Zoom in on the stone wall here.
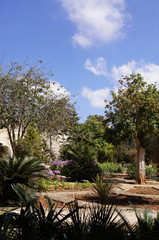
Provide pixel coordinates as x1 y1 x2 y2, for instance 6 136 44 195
0 129 12 155
0 128 67 160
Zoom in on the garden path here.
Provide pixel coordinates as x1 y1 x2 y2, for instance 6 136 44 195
39 173 159 224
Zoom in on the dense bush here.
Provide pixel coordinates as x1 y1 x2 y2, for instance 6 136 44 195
60 142 101 181
61 158 101 182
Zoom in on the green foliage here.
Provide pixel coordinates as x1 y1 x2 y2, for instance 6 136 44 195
1 199 159 239
98 162 124 174
146 166 155 177
0 59 50 154
127 164 137 179
94 139 114 163
0 155 46 200
105 74 159 146
61 115 114 166
61 141 98 162
36 178 53 191
60 142 101 182
127 164 157 179
129 203 159 240
91 175 113 202
0 59 78 156
84 115 114 162
61 158 101 182
15 125 45 161
114 140 137 163
0 143 8 158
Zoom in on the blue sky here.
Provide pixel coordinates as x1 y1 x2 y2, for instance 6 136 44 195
1 0 159 122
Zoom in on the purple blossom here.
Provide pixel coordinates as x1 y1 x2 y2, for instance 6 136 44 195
56 175 61 178
51 160 73 168
32 177 37 181
93 161 97 165
54 170 61 174
45 169 54 178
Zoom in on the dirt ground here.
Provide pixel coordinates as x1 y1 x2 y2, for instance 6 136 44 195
38 173 159 211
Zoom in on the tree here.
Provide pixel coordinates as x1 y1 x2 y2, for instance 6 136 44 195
0 59 78 157
15 125 45 161
0 59 50 154
105 74 159 184
61 115 114 163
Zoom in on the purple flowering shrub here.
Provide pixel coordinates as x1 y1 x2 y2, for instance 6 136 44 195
51 160 73 171
45 167 66 181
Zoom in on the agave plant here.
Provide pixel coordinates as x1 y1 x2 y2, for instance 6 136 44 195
0 155 46 201
91 175 113 202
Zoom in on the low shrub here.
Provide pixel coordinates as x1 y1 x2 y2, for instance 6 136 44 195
127 164 137 179
146 166 155 177
36 178 53 191
127 164 158 179
98 162 124 174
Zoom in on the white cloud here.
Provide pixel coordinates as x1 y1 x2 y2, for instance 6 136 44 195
81 60 159 108
59 0 129 47
84 57 107 76
82 87 110 107
111 60 159 86
49 81 70 98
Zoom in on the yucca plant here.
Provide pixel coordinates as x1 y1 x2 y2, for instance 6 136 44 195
66 200 90 240
66 200 127 240
87 203 126 240
0 155 46 201
91 175 113 203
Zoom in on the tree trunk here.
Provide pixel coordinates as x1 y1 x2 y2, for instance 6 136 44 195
134 133 146 184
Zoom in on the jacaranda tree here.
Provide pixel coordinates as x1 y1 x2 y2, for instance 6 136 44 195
105 74 159 184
